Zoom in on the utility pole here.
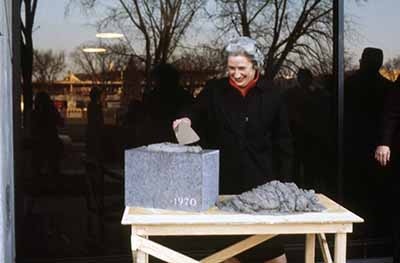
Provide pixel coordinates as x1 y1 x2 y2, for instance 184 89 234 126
0 0 16 262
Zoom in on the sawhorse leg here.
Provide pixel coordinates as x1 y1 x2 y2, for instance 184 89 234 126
334 233 347 263
131 234 199 263
132 250 149 263
305 234 316 263
131 235 149 263
306 233 335 263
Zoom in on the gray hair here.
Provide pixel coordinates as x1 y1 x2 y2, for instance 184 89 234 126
224 37 265 69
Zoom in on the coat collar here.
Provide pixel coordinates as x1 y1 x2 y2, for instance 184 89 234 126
221 76 273 94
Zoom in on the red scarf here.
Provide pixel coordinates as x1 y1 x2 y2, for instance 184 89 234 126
229 71 259 97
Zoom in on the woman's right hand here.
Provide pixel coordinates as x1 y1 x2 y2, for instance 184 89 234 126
172 117 192 130
374 145 391 166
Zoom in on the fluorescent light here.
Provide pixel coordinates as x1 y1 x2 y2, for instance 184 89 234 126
82 48 107 53
96 32 124 39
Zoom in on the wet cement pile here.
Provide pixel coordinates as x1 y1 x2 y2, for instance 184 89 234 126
216 180 325 214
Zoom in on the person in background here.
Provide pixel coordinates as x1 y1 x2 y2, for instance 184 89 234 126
173 36 293 263
286 68 333 193
375 74 400 167
344 47 395 236
141 63 192 144
147 63 193 121
374 74 400 263
86 86 105 162
31 91 64 176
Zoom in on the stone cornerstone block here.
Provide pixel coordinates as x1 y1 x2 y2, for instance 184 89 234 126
125 144 219 211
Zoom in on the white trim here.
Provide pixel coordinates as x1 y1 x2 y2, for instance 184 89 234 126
0 0 15 262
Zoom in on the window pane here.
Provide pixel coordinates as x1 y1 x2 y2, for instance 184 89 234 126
344 0 399 257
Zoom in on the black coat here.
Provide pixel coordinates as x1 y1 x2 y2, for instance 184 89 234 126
183 77 293 194
380 85 400 147
344 71 394 152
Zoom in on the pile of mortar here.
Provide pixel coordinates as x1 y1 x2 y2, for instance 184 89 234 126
216 180 325 214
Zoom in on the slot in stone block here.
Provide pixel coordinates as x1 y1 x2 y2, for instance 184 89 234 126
125 144 219 211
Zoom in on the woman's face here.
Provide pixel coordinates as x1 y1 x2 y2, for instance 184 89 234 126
227 55 256 88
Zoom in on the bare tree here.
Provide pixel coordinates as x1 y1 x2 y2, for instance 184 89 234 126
70 42 130 84
69 0 206 88
33 49 66 83
210 0 334 79
173 44 225 73
21 0 39 129
211 0 273 37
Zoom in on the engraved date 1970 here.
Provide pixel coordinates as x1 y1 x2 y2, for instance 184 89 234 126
173 197 197 207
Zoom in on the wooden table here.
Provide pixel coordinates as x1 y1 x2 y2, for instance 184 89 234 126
121 194 363 263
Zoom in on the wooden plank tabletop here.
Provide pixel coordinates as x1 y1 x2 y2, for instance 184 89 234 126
121 194 364 225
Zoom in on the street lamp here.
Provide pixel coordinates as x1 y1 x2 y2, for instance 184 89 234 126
96 32 124 39
82 32 125 55
82 47 107 53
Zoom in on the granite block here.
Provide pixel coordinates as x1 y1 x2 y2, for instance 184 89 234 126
125 143 219 211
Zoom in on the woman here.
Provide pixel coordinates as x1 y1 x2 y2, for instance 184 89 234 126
173 37 293 263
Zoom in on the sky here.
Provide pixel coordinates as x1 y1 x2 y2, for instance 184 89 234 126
33 0 400 65
345 0 400 62
33 0 99 53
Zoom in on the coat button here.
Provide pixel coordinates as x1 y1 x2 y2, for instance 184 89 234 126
245 116 249 122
